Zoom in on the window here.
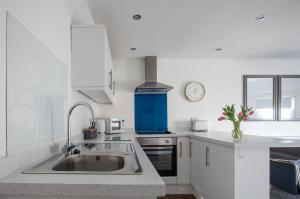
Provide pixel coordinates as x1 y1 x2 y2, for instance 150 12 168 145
243 76 276 121
279 76 300 121
243 75 300 121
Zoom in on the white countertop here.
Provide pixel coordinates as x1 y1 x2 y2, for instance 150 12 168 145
135 129 300 148
1 129 300 197
0 136 165 198
189 131 300 148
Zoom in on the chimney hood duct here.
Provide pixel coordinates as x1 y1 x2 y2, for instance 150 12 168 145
135 56 173 93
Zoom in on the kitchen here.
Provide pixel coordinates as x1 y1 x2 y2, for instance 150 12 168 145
1 0 300 199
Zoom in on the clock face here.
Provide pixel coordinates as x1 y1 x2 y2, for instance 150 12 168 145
185 81 206 102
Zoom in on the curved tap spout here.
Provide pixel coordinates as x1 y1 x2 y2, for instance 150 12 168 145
64 102 96 155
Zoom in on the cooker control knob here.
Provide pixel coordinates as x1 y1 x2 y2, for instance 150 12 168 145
165 140 170 144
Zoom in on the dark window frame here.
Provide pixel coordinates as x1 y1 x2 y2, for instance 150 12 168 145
278 75 300 121
243 75 277 121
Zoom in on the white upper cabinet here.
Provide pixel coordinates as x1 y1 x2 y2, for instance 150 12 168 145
71 25 114 104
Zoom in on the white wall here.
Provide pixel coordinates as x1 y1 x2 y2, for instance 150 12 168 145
100 59 300 136
0 0 97 160
99 59 145 127
63 0 95 24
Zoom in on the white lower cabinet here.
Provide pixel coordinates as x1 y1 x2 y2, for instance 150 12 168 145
191 138 206 196
191 138 234 199
177 137 191 184
205 142 234 199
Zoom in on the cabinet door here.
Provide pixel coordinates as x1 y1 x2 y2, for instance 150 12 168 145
71 27 105 88
191 138 206 195
177 137 191 184
205 142 234 199
104 34 114 95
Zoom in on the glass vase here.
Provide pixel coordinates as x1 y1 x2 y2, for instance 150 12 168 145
232 125 243 142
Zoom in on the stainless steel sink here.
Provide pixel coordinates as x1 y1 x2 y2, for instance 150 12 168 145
23 143 142 175
53 154 125 172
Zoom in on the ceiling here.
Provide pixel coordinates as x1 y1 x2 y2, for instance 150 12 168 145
87 0 300 59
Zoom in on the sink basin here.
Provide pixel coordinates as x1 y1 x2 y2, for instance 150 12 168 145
23 143 143 175
53 154 125 172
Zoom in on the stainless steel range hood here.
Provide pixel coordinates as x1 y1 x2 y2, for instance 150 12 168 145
135 56 173 93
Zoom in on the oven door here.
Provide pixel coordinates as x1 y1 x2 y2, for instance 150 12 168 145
142 146 177 176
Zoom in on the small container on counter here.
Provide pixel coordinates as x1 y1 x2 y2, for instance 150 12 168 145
95 118 106 134
191 118 208 132
83 123 98 139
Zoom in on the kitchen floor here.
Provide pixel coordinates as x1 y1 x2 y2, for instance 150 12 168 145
158 195 196 199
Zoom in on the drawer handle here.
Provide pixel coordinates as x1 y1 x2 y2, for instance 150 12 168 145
206 147 210 166
190 142 192 157
179 142 182 157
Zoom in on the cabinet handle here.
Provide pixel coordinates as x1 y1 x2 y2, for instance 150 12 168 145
190 142 192 157
109 70 113 90
179 142 182 157
112 80 115 95
206 147 210 166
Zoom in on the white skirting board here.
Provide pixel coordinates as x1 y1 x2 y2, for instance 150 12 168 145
166 184 193 195
192 187 204 199
162 177 177 184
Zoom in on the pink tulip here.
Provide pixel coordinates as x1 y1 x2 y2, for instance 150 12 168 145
218 116 226 121
222 112 227 116
238 112 244 117
243 117 249 121
249 111 254 115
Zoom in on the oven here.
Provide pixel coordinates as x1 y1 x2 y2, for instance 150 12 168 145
137 137 177 177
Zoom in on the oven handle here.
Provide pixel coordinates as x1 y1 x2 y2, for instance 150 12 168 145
142 146 174 150
144 151 172 155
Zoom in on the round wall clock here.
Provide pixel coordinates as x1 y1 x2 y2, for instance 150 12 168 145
184 81 206 102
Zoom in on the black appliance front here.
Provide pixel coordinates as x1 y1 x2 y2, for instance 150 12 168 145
142 145 177 176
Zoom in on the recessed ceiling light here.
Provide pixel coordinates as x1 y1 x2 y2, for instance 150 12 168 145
215 48 223 51
130 47 137 51
255 15 265 21
132 14 142 20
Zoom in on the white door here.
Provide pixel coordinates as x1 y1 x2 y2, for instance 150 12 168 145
191 138 206 195
177 137 191 184
205 142 234 199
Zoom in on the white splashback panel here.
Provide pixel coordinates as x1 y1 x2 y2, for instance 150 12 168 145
6 13 67 155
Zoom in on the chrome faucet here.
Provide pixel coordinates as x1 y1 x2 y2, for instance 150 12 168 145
62 102 96 155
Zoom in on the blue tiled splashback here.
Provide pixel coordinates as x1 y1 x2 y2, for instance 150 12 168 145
134 93 168 134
